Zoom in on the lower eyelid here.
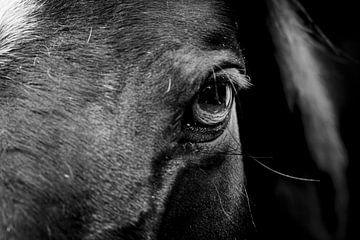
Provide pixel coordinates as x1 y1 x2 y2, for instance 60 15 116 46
192 102 231 125
181 105 232 143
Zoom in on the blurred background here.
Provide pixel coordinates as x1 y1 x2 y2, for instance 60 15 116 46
236 1 359 239
304 2 359 240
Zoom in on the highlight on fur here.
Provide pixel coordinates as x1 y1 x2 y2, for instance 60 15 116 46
0 0 41 63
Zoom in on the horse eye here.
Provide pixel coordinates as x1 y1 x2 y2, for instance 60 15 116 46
181 77 235 143
192 80 233 125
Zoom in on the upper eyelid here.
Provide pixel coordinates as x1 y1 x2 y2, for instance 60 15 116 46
217 69 251 89
204 67 252 90
167 48 249 105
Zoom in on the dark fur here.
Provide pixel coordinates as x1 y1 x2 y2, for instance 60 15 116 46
0 0 351 240
1 1 249 239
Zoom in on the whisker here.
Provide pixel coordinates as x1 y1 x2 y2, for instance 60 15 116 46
165 78 172 93
246 154 320 182
87 27 93 43
225 127 320 182
243 186 257 231
196 128 320 183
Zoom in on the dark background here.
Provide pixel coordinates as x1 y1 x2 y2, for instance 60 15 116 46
306 2 359 240
235 1 359 240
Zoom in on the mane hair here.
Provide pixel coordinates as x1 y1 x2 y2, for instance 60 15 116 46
269 1 348 238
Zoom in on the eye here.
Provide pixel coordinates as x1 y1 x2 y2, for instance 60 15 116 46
182 77 235 143
192 80 233 125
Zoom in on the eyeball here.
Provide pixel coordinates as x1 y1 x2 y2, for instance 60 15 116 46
192 81 233 126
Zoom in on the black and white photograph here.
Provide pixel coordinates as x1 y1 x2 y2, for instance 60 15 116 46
0 1 358 239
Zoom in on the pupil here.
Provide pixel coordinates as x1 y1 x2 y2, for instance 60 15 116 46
198 83 226 106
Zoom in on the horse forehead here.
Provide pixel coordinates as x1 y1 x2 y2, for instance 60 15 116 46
146 0 236 45
0 0 240 94
0 0 236 54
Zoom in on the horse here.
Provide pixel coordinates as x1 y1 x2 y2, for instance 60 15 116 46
0 0 352 239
